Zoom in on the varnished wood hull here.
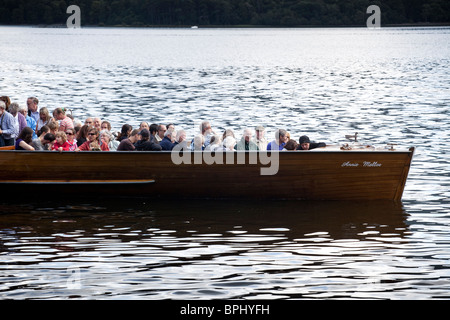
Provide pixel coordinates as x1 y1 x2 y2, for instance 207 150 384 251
0 148 414 201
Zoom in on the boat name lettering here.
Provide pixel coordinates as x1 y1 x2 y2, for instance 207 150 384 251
363 161 382 167
341 161 382 167
341 161 359 167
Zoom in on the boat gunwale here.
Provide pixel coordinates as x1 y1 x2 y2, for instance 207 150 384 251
0 148 415 155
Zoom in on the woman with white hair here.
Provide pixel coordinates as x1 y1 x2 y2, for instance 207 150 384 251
0 100 15 146
19 105 37 139
174 129 188 150
7 102 27 142
100 129 119 151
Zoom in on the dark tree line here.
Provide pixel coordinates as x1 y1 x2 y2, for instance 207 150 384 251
0 0 449 26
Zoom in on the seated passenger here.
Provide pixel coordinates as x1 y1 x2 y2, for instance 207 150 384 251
8 103 27 140
32 126 54 150
222 129 235 141
93 117 102 131
19 105 37 139
267 129 289 150
200 121 215 148
101 120 112 132
65 128 78 151
160 129 177 151
53 108 74 132
149 123 159 144
297 135 326 150
36 125 50 137
52 131 70 152
73 120 81 134
135 129 162 151
206 135 223 152
15 127 35 150
284 139 299 151
47 120 59 135
0 100 15 146
253 125 267 151
236 128 259 151
117 129 139 151
76 124 90 147
139 121 149 131
100 130 119 151
191 134 205 151
77 128 109 151
156 124 167 142
36 107 52 132
167 123 175 131
223 136 237 151
84 117 93 126
0 96 11 110
117 124 132 142
174 129 188 150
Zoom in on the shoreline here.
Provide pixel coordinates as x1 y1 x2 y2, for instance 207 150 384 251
1 22 449 29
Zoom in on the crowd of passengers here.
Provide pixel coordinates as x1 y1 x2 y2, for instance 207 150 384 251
0 96 325 152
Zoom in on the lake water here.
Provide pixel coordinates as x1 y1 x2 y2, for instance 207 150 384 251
0 26 450 301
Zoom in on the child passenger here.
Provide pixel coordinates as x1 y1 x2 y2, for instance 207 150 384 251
52 131 70 152
65 128 77 151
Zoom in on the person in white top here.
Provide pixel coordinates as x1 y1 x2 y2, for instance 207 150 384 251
36 107 52 131
8 103 26 140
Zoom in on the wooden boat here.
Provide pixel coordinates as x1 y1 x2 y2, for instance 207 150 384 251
0 144 414 201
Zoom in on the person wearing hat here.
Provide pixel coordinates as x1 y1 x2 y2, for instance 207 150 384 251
135 129 162 151
297 135 326 150
253 125 267 151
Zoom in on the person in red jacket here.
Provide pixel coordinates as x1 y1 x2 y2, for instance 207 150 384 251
76 128 109 151
52 131 71 152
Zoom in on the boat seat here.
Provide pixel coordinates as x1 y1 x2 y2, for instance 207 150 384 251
0 146 15 150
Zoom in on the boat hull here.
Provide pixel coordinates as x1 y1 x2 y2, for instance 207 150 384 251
0 148 414 201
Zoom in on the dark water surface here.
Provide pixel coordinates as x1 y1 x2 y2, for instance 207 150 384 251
0 26 450 300
1 199 447 300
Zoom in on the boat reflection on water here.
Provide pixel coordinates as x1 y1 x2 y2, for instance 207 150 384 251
0 199 409 242
141 200 410 241
0 199 412 300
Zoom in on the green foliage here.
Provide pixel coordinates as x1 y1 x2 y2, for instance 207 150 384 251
0 0 448 26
